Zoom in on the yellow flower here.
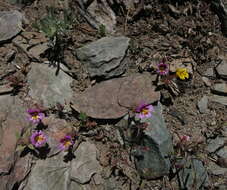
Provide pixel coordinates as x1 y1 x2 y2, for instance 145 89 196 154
176 68 189 80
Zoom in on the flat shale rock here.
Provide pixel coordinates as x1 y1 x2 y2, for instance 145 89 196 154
1 155 32 190
0 10 23 42
210 95 227 106
13 32 49 61
215 60 227 80
118 74 160 108
211 82 227 95
70 141 101 184
76 0 116 33
27 63 73 107
71 74 160 119
197 96 209 114
133 103 173 179
24 153 70 190
207 161 227 176
76 36 130 79
178 158 209 189
0 95 28 175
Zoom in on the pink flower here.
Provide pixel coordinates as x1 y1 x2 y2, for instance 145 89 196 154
180 135 190 142
30 130 47 148
157 62 169 76
58 135 74 151
27 108 45 124
136 103 154 119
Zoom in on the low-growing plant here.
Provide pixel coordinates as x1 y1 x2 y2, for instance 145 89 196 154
98 24 106 37
33 7 74 66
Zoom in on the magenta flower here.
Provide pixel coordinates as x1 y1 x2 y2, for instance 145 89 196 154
180 135 191 142
58 135 74 151
27 108 45 124
157 62 169 76
30 130 47 148
136 103 154 119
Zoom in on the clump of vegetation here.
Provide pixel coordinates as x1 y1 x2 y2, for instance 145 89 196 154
98 24 106 37
33 7 74 66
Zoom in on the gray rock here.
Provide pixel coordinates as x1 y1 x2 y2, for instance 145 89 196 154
13 32 49 61
69 181 91 190
202 77 212 87
0 10 23 42
178 158 209 190
216 60 227 80
203 68 216 79
70 141 101 184
216 146 227 158
27 63 73 107
197 96 209 114
133 103 173 179
76 0 116 33
76 36 130 79
206 137 225 153
71 74 160 119
210 95 227 106
24 153 70 190
0 95 29 175
211 82 227 95
207 161 227 175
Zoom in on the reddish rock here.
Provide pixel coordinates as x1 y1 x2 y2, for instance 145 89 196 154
71 74 160 119
0 95 28 175
0 155 32 190
71 77 128 119
118 74 160 109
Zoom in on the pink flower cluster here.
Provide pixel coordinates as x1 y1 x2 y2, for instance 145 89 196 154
27 108 74 151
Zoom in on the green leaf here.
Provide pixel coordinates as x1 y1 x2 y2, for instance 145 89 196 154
16 145 26 152
28 144 35 150
79 112 87 121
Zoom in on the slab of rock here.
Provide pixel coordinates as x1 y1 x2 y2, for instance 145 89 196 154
210 95 227 106
216 146 227 158
69 181 91 190
0 10 23 42
13 32 49 61
71 74 160 119
27 63 73 107
203 68 216 79
133 103 173 179
197 96 209 114
207 161 227 175
211 82 227 95
0 155 32 190
70 141 101 184
178 158 209 189
215 60 227 80
0 95 28 175
24 153 70 190
0 85 13 94
202 77 212 87
118 74 160 108
76 36 130 79
206 137 225 153
76 0 116 33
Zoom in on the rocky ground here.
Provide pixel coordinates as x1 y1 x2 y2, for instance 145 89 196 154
0 0 227 190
